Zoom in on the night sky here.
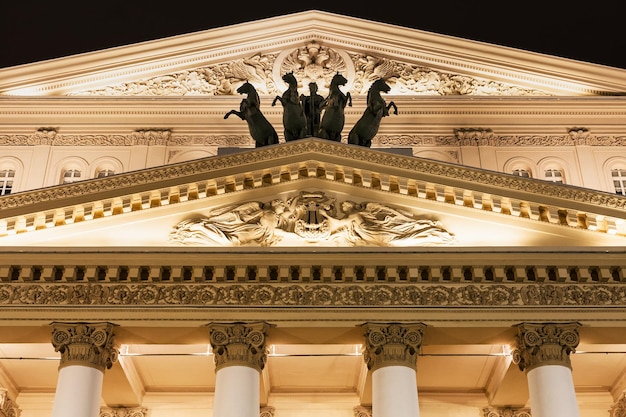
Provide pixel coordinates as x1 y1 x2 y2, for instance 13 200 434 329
2 1 625 70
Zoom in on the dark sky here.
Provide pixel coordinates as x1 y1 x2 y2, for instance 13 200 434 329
2 1 625 70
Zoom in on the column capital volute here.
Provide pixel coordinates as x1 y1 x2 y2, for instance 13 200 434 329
0 388 21 417
511 322 581 372
360 322 426 372
207 321 274 372
481 406 531 417
50 321 119 372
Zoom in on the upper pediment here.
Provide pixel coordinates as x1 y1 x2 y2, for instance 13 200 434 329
1 10 626 97
1 138 624 249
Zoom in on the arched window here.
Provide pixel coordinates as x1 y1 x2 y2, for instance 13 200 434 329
512 169 531 178
91 157 123 180
61 169 82 184
612 169 626 195
544 168 564 183
0 169 15 195
96 168 116 178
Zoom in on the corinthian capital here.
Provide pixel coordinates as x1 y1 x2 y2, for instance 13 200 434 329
360 322 426 371
0 388 21 417
512 322 580 372
207 322 273 372
51 322 119 372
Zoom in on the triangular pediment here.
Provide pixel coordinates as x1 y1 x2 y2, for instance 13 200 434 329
1 138 624 249
2 10 626 97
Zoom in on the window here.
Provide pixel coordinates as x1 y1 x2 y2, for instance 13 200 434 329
96 169 115 178
62 169 82 184
613 169 626 195
0 169 15 195
544 169 564 183
512 169 531 178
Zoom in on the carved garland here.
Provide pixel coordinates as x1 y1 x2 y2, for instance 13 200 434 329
68 43 549 97
1 283 625 307
3 133 626 147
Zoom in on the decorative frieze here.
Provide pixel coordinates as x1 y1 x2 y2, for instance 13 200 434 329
361 322 426 371
207 322 272 372
50 322 119 371
511 322 580 372
1 281 626 308
4 132 626 147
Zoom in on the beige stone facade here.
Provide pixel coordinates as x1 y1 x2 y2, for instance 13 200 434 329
1 10 626 417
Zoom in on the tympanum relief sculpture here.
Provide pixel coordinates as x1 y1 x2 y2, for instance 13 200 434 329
169 191 455 247
71 41 548 97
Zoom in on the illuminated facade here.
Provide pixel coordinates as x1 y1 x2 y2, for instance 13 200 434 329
1 10 626 417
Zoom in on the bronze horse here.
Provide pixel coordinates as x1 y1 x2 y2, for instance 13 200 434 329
318 73 352 141
272 72 307 141
348 78 397 148
224 81 279 147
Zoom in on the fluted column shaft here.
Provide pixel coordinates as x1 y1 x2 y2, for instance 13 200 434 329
208 322 272 417
512 322 581 417
361 322 426 417
50 322 118 417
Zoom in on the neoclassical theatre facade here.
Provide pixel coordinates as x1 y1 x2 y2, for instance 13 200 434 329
1 10 626 417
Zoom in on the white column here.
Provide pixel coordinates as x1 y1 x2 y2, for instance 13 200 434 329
361 322 426 417
513 322 581 417
208 322 273 417
51 366 103 417
50 322 119 417
214 366 260 417
372 365 419 417
527 365 579 417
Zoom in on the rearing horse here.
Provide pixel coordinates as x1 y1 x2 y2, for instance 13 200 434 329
224 81 279 148
348 78 398 148
318 73 352 142
272 72 307 141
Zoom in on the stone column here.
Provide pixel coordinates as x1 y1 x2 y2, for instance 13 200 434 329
361 322 426 417
50 322 119 417
208 322 272 417
512 322 581 417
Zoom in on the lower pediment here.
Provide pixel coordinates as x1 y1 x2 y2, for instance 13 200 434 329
1 139 624 248
1 183 624 248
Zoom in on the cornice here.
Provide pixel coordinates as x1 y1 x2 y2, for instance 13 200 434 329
2 96 626 136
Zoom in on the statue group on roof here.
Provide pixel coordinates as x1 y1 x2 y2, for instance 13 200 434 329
224 72 397 148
